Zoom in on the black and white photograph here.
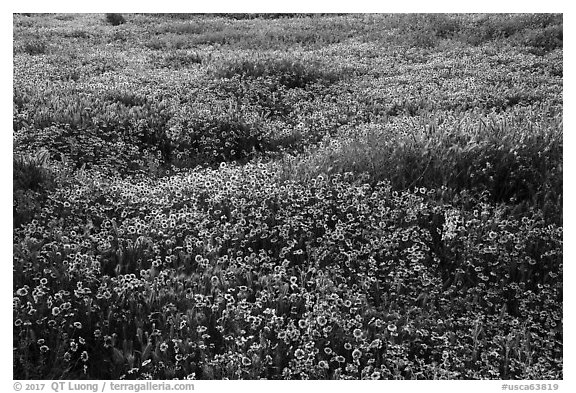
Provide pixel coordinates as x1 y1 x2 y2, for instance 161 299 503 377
9 2 567 388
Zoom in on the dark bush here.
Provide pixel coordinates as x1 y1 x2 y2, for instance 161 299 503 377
428 14 462 38
520 24 563 54
457 14 563 49
105 13 125 26
13 151 54 228
18 39 47 55
13 151 51 192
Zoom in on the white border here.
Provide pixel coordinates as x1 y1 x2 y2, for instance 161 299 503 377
3 2 572 391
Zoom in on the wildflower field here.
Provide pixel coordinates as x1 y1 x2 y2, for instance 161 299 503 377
12 13 563 380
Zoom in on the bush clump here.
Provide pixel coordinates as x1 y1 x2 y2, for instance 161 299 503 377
13 150 54 227
518 24 563 54
105 13 125 26
17 39 47 55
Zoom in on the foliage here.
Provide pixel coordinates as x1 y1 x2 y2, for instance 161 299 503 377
105 13 126 26
13 13 562 380
16 39 48 55
282 111 562 223
13 150 55 228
